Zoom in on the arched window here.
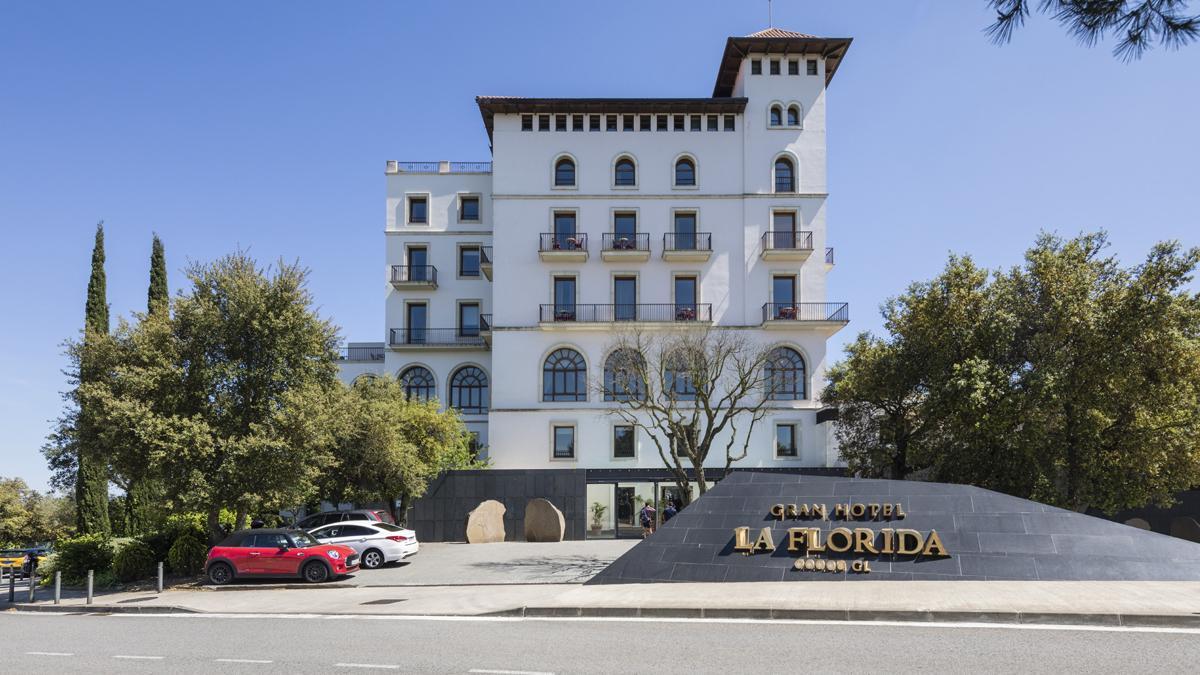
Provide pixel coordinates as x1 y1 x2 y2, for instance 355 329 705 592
674 158 696 187
450 366 489 413
614 157 636 186
543 348 587 402
603 348 646 401
774 157 795 193
787 105 801 127
765 347 806 400
665 351 697 401
769 105 783 127
399 366 436 401
554 157 575 187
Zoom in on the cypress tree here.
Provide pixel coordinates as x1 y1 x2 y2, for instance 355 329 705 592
148 234 167 316
126 234 169 534
76 222 112 535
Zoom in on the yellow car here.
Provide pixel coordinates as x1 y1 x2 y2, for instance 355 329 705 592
0 549 47 577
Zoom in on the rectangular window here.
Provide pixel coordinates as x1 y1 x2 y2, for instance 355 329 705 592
707 115 718 131
653 115 665 131
675 275 697 321
590 114 601 131
640 114 652 131
572 114 583 131
751 59 761 75
613 212 637 238
521 114 533 131
459 302 480 337
614 276 636 321
553 211 577 248
459 196 479 222
553 426 575 459
555 114 567 131
553 276 576 317
723 115 736 131
538 114 550 131
613 425 635 458
623 114 634 131
807 59 818 76
773 275 797 305
407 246 428 281
459 245 481 277
607 114 618 131
772 211 797 248
770 59 780 75
408 196 427 224
406 303 427 344
673 212 697 250
690 114 701 131
788 59 799 75
776 424 798 457
673 114 685 131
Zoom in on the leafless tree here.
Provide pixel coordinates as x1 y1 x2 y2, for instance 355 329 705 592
594 326 780 505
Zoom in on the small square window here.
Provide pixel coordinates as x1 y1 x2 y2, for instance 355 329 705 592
673 114 685 131
751 59 762 75
776 424 798 457
459 246 480 277
460 196 479 222
538 114 550 131
555 114 567 131
656 115 667 131
613 425 635 459
408 196 427 224
623 114 634 131
690 114 701 131
788 59 799 75
589 115 601 131
807 59 818 76
640 114 652 131
553 426 575 459
521 114 533 131
723 114 736 131
572 114 584 131
770 59 781 75
707 115 718 131
607 114 618 131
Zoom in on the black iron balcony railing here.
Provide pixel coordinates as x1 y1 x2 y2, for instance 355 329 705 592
338 344 385 361
389 328 487 346
540 303 712 323
761 230 814 251
480 314 492 331
390 265 437 284
481 246 492 265
602 233 650 252
663 232 712 251
761 303 850 323
825 247 835 265
539 232 588 251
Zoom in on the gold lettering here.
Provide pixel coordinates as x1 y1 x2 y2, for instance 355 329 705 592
853 528 879 554
787 528 806 552
882 503 893 518
770 504 785 520
827 527 854 553
895 503 906 519
793 559 805 570
815 504 828 521
806 527 826 553
753 527 776 553
863 560 871 573
803 558 815 571
895 529 923 555
868 504 881 520
834 503 848 519
922 530 949 557
785 503 798 519
880 528 895 554
797 504 811 518
733 526 753 554
850 503 866 519
835 559 847 573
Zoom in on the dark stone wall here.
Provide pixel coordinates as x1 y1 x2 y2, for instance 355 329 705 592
1094 488 1200 542
408 469 587 542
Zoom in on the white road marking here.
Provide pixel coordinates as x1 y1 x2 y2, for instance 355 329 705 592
113 654 165 660
26 651 73 656
216 658 274 664
470 669 555 675
334 663 399 670
70 612 1200 635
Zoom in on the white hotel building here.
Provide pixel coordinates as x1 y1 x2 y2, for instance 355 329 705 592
339 29 852 533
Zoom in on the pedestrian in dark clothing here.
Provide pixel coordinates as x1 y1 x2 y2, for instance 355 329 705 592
663 501 678 522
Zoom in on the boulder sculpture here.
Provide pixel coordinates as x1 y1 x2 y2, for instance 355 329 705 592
524 498 566 542
465 499 506 543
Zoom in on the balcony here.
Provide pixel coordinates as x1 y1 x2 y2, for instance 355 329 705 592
390 265 438 289
481 246 493 281
601 233 650 262
338 343 385 362
825 247 835 270
662 232 713 262
385 160 493 174
761 303 850 331
388 328 487 349
539 303 712 324
539 233 588 262
480 314 492 345
760 230 814 261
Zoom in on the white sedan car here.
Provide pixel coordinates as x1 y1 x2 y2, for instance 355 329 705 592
307 520 419 569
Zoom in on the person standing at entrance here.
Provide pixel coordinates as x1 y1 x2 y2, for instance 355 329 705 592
640 502 656 538
663 501 678 523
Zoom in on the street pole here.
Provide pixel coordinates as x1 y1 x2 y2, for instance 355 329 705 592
28 569 36 603
7 567 14 603
54 571 61 605
157 561 163 594
86 569 93 605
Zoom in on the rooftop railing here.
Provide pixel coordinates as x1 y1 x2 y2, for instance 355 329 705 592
386 161 493 174
338 344 385 361
389 328 487 347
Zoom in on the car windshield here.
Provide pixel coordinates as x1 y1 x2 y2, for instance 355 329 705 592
372 523 404 532
289 532 320 548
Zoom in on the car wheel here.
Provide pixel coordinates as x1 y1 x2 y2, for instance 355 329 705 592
303 561 330 583
362 549 384 569
207 562 234 586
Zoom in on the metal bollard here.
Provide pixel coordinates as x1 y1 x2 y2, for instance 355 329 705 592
28 569 37 603
54 571 61 605
7 567 14 603
157 561 163 594
86 569 93 605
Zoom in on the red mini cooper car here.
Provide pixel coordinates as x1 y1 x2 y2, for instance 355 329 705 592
205 528 359 585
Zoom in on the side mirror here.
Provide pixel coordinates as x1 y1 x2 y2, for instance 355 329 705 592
278 543 290 550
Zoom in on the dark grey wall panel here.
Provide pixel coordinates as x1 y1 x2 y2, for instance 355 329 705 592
408 469 586 542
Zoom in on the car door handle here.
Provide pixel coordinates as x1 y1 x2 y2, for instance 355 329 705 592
248 552 260 556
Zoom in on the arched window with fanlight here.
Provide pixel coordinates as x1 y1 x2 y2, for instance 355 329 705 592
603 348 646 401
664 350 697 401
674 157 696 187
765 347 807 400
399 365 436 401
774 157 795 193
769 104 783 127
450 365 489 414
787 104 801 127
614 156 636 186
543 348 587 402
554 157 575 187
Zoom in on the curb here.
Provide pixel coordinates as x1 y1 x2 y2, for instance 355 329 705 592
495 606 1200 628
7 603 198 615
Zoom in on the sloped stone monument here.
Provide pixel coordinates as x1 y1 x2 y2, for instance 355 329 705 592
465 499 506 543
524 498 566 542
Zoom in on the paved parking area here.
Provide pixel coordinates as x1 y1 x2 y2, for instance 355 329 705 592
351 539 637 586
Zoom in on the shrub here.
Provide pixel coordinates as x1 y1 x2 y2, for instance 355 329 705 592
112 540 157 582
52 534 114 584
168 532 208 576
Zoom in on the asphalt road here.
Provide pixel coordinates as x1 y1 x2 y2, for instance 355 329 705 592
3 612 1199 674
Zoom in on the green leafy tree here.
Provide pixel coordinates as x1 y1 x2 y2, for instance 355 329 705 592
986 0 1199 60
76 222 111 536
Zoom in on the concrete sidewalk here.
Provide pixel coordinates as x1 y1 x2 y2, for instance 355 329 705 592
8 580 1200 627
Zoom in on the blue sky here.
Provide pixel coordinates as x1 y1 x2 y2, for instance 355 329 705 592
2 1 1197 492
